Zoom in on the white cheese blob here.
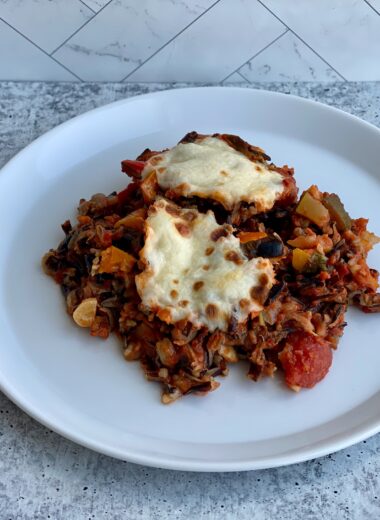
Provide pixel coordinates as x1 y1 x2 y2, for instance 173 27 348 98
135 198 275 331
142 136 284 211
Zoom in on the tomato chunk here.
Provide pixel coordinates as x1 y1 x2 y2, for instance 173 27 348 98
121 160 145 179
279 331 332 389
117 181 140 205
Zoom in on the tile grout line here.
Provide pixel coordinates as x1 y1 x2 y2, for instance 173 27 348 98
77 0 96 15
221 29 288 83
288 32 347 81
237 70 250 82
0 17 83 82
121 0 222 81
256 0 347 81
50 0 114 56
221 70 250 83
363 0 380 16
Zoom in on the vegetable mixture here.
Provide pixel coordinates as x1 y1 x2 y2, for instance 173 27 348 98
42 133 380 403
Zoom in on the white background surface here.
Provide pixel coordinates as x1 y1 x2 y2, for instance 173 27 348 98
1 0 380 81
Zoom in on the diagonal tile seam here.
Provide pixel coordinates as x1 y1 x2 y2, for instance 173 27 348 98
236 70 250 82
0 17 83 82
255 0 347 81
77 0 97 15
226 30 345 84
121 0 223 81
221 28 289 83
50 0 114 57
220 71 250 84
363 0 380 16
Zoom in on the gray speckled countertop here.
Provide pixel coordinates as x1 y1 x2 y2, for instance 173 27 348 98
1 81 380 519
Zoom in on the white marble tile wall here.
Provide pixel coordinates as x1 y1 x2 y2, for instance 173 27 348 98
0 0 379 82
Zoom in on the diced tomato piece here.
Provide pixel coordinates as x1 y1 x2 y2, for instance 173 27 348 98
117 182 140 205
279 331 332 389
121 160 145 179
336 263 350 279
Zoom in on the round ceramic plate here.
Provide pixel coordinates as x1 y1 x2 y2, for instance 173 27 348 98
1 87 380 472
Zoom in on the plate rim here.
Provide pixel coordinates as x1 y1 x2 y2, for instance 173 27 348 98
1 86 380 472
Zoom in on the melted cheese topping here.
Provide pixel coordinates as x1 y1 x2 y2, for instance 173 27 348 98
142 136 284 211
136 198 275 331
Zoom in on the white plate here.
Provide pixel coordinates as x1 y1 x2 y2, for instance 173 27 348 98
1 87 380 472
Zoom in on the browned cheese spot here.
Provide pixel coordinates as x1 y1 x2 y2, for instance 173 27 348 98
256 258 268 269
239 298 250 309
202 265 210 271
157 308 172 323
220 170 229 177
206 304 219 319
182 211 197 222
179 300 189 308
165 204 181 217
205 247 214 256
259 273 269 285
255 165 262 172
170 290 178 299
193 281 204 291
175 222 191 237
173 279 179 284
210 228 229 242
250 285 269 304
225 251 243 265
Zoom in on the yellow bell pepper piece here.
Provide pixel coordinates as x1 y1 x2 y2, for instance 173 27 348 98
292 248 311 272
98 246 136 274
296 192 330 228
